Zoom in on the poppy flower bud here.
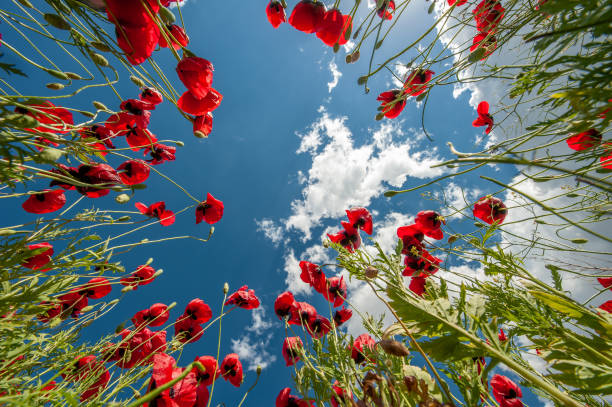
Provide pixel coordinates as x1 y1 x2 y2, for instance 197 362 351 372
130 75 146 87
364 266 378 278
92 101 108 111
65 72 82 80
91 41 112 52
18 0 33 7
46 83 65 90
223 282 229 294
115 194 130 204
44 13 71 30
159 6 176 24
378 339 409 356
90 53 109 67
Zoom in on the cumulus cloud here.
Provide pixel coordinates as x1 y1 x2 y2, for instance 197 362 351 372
255 218 284 246
230 335 276 371
327 60 342 93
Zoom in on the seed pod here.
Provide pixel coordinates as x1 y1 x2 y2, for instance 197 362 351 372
91 41 112 52
365 266 378 279
90 53 109 67
351 51 361 63
375 112 384 121
46 83 65 90
333 43 340 53
65 72 83 80
130 75 145 87
378 339 409 357
44 13 71 30
345 54 353 64
92 101 108 111
447 234 459 244
357 76 368 85
44 68 69 80
194 130 208 139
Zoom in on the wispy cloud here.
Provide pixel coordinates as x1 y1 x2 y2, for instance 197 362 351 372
327 60 342 93
255 218 284 246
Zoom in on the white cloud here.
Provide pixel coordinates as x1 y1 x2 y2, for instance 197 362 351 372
230 335 276 371
327 60 342 93
246 305 274 334
255 218 284 246
283 249 312 295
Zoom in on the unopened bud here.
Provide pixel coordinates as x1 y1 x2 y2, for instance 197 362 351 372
92 101 108 111
375 112 384 121
65 72 83 80
159 6 176 24
378 339 409 356
194 130 208 139
91 41 112 52
351 51 360 63
44 13 71 30
0 229 16 236
364 266 378 279
447 234 459 244
153 269 164 278
174 141 185 147
256 365 262 375
404 376 418 393
46 83 65 90
90 53 109 67
18 0 33 7
130 75 146 87
333 43 340 53
117 215 131 222
115 194 130 204
223 282 229 294
80 305 93 313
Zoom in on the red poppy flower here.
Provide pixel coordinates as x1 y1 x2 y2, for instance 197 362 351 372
37 301 62 323
274 291 297 319
346 207 373 235
195 384 210 407
49 164 80 190
376 90 406 119
404 70 434 96
120 98 156 113
323 276 347 307
327 221 361 252
282 336 303 366
377 0 395 19
176 57 214 100
473 196 507 225
177 89 223 116
193 113 213 138
351 333 375 364
118 159 150 185
225 285 260 309
22 189 66 214
333 307 352 326
288 0 325 34
403 249 441 277
490 374 522 407
15 101 74 134
601 152 612 170
105 112 139 136
132 303 169 327
299 261 327 293
566 129 601 151
135 201 176 226
409 276 427 296
415 210 445 235
473 0 505 33
195 193 224 225
62 355 110 401
115 23 160 66
448 0 468 5
183 298 212 324
276 388 313 407
77 163 122 198
144 143 176 165
159 24 190 50
289 301 317 326
105 0 160 26
140 87 163 105
470 33 497 60
79 277 112 299
174 318 204 343
316 9 352 47
22 242 54 271
307 315 331 339
192 356 219 387
80 124 115 149
266 1 287 28
498 328 507 342
598 277 612 291
331 382 352 407
397 224 424 254
147 353 198 407
472 101 494 134
121 265 156 288
109 328 165 368
600 300 612 313
220 353 243 387
126 127 157 151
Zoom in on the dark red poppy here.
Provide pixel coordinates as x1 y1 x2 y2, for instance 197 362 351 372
176 57 215 99
105 112 140 136
22 189 66 214
225 285 260 310
473 0 505 33
135 201 176 226
346 207 373 235
376 90 406 119
598 277 612 291
105 0 160 26
183 298 212 324
22 242 54 271
49 164 80 190
118 159 150 185
307 315 331 339
120 265 156 288
15 101 74 134
276 388 313 407
132 303 169 327
331 381 352 407
195 384 210 407
448 0 468 5
288 0 325 34
409 276 427 296
108 328 166 368
403 249 441 277
76 163 121 198
37 301 62 323
144 143 176 165
192 356 219 387
470 32 497 60
79 277 112 299
327 221 361 252
120 98 156 114
80 124 115 149
126 127 157 151
397 224 424 254
490 374 522 407
115 23 160 66
473 196 507 225
473 101 494 134
323 276 347 307
316 9 352 47
174 317 204 343
274 291 297 319
351 333 375 364
601 152 612 170
333 307 352 326
267 1 287 28
140 87 163 105
147 353 198 407
289 301 317 326
177 89 223 116
600 300 612 313
498 328 507 342
299 261 327 293
566 129 601 151
282 336 303 366
377 0 395 19
404 70 434 97
159 24 190 50
62 355 110 402
193 113 213 138
415 210 445 234
195 192 224 225
220 353 243 387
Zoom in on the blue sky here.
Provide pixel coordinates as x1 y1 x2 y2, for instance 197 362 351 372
2 0 608 405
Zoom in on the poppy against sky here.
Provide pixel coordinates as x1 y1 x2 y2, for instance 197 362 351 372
2 0 605 406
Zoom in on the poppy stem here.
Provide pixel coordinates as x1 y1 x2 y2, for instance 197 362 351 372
235 367 261 407
206 289 228 407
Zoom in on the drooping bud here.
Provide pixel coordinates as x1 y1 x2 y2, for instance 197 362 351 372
378 339 409 357
365 266 378 279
